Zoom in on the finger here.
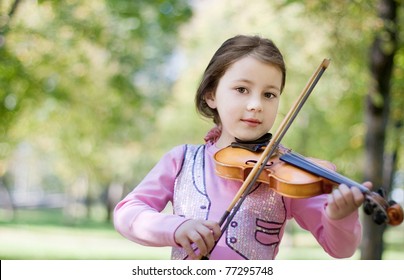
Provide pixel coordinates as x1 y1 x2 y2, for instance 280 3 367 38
339 184 358 206
188 230 208 257
362 181 373 190
202 220 222 240
330 186 345 209
326 192 340 220
196 224 216 254
327 190 337 208
179 239 198 260
351 186 365 207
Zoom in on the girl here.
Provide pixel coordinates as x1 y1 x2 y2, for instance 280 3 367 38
114 35 371 260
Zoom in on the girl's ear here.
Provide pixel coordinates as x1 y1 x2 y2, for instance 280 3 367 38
204 91 217 109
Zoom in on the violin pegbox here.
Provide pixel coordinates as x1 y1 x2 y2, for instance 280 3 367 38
363 189 403 226
363 197 386 225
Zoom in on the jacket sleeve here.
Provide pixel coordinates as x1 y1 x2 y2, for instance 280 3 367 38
113 145 189 247
287 194 362 258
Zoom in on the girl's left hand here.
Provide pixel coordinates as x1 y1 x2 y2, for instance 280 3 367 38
325 181 373 220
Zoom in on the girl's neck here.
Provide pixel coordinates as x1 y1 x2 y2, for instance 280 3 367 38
214 132 272 150
214 138 234 149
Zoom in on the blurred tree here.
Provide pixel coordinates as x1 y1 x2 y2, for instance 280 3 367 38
362 0 400 260
0 0 191 219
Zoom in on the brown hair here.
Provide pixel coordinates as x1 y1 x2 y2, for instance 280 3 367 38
195 35 286 125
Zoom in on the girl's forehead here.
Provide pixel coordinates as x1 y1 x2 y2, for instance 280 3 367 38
224 56 282 79
226 56 280 73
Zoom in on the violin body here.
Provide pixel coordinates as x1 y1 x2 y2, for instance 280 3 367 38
214 146 336 198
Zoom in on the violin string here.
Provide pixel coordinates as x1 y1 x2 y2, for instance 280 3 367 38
283 152 359 187
280 152 370 194
287 152 351 183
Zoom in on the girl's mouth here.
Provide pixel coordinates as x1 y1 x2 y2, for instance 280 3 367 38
241 118 262 127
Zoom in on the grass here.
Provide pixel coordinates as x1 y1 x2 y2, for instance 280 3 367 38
0 209 403 260
0 208 171 260
0 224 171 259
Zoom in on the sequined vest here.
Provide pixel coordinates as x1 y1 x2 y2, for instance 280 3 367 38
171 144 287 260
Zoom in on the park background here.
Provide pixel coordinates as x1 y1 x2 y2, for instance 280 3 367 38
0 0 403 259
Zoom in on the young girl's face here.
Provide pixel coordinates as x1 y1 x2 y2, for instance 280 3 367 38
206 56 283 148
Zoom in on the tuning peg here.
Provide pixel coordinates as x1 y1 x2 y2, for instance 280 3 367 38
363 198 374 215
372 209 387 225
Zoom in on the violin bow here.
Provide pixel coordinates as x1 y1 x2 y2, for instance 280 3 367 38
200 58 331 260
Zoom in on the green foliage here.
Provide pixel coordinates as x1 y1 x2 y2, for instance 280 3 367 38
0 0 192 190
0 48 32 142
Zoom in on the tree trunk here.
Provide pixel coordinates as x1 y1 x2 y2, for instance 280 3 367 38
361 0 398 260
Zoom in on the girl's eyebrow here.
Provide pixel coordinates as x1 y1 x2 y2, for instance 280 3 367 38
232 78 281 92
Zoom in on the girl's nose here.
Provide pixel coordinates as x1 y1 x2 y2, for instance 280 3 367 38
246 95 263 112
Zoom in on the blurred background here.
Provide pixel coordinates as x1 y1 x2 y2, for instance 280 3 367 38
0 0 403 260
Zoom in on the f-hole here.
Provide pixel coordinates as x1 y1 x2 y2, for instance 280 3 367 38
245 160 273 167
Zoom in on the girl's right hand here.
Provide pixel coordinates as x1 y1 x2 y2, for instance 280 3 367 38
174 219 221 259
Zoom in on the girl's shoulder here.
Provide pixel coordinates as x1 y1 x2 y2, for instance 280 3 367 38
160 144 206 177
162 143 206 165
165 143 205 156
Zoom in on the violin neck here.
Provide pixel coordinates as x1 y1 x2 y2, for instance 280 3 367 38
280 152 369 194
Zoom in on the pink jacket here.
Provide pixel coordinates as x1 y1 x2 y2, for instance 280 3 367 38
114 142 362 259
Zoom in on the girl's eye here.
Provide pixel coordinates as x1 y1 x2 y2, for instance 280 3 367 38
264 92 277 99
236 87 248 94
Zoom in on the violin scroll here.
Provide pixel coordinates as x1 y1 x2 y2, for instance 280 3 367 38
363 191 403 226
387 203 404 226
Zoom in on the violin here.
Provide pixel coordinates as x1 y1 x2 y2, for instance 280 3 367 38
214 143 404 226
